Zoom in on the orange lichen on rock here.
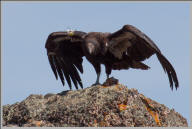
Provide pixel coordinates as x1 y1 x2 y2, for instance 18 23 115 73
98 121 108 127
35 121 43 127
115 84 123 91
140 95 161 126
145 106 161 126
92 119 98 127
27 120 43 127
118 104 127 111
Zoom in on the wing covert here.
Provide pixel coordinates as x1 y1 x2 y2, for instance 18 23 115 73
108 24 161 61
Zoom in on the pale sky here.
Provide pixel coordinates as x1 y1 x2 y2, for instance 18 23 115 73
2 2 190 124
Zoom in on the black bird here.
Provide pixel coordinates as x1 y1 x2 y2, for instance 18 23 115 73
45 25 179 90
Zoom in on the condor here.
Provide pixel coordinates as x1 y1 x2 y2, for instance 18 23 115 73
45 25 179 90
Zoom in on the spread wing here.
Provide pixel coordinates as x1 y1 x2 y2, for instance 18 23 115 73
108 24 179 90
45 31 87 90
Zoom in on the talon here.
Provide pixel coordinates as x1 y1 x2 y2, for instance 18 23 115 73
102 77 119 86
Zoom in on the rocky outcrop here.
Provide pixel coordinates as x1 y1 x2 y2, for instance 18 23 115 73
3 78 188 127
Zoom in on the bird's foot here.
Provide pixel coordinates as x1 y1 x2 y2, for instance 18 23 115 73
91 82 101 86
102 77 119 86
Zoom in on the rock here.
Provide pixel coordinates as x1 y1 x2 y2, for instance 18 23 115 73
3 83 188 127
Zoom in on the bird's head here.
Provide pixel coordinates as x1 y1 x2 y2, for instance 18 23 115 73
86 39 101 55
85 32 105 55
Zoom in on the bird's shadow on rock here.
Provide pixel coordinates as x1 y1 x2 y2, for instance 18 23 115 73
57 90 72 96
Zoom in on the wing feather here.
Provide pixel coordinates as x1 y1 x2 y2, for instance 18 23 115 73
108 24 179 90
45 31 86 89
59 58 72 89
54 56 65 86
48 55 58 80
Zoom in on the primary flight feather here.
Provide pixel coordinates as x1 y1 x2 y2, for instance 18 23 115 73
45 25 179 90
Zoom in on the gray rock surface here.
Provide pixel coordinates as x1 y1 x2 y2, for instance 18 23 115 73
3 84 188 127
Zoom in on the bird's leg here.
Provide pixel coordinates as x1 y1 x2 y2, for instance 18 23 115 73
107 74 109 79
92 72 101 86
95 72 101 85
92 63 101 86
105 65 112 80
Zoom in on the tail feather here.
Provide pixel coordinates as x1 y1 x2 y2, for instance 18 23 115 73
156 53 179 90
